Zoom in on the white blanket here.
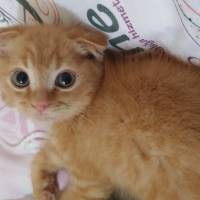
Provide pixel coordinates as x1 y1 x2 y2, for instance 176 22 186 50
0 0 199 199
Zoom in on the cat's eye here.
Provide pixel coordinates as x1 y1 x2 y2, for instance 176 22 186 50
55 71 76 89
11 70 29 88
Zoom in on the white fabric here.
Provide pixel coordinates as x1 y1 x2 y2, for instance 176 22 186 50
0 0 199 199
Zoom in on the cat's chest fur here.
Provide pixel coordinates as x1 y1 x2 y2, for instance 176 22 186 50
47 82 185 183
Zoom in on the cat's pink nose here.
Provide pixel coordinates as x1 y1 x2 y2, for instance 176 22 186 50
32 101 50 113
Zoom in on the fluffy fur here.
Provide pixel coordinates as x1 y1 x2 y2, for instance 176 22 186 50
0 25 199 200
0 24 105 122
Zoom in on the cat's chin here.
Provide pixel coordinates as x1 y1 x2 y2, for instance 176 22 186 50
32 115 58 123
30 112 71 124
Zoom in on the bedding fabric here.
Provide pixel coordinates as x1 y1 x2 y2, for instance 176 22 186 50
0 0 199 199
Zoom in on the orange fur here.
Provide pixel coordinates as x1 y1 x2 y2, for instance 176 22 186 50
0 25 199 200
0 24 106 122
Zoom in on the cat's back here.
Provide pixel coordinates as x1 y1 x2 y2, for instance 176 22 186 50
105 49 200 97
99 51 200 199
103 50 200 132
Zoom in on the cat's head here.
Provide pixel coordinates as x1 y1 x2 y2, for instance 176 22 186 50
0 24 107 122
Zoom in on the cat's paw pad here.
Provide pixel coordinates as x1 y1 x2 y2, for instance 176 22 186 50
42 191 56 200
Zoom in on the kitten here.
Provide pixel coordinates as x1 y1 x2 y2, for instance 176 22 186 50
0 24 199 200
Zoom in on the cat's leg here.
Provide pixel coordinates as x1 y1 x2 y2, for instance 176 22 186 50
32 145 61 200
60 187 111 200
60 177 112 200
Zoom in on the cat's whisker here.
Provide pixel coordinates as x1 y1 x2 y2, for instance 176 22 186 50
52 101 70 112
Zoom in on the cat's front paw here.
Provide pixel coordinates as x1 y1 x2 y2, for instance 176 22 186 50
33 171 59 200
42 191 57 200
40 172 59 199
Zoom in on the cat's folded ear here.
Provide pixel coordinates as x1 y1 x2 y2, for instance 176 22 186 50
0 26 25 57
72 25 108 62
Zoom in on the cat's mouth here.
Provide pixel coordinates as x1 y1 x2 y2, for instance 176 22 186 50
22 105 69 122
31 111 57 122
36 114 56 121
31 103 68 115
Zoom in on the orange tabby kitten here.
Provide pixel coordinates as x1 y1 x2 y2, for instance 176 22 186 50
0 24 199 200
